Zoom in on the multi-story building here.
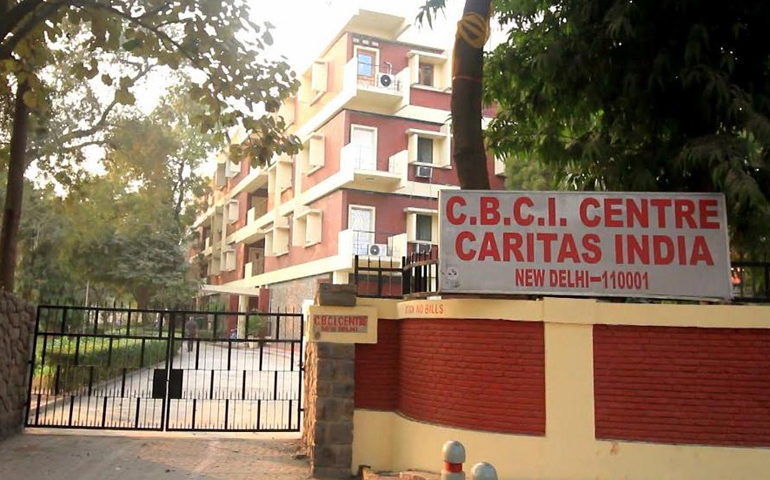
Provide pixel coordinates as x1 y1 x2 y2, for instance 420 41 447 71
190 8 505 315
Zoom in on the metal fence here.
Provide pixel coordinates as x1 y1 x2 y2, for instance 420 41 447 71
732 261 770 303
353 251 439 299
353 254 770 303
26 305 304 432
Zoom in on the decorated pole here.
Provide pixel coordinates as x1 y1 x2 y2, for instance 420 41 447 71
441 440 466 480
470 462 498 480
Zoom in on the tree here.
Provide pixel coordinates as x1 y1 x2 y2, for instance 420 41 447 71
481 0 770 252
418 0 493 190
0 0 300 291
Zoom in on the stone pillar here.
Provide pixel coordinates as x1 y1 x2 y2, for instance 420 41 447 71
0 291 35 440
303 342 355 479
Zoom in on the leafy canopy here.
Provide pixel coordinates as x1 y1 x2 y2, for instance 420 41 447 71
484 0 770 251
1 0 300 167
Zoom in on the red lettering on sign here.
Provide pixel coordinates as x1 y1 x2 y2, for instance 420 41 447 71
447 196 467 225
580 198 601 227
650 199 672 228
513 197 534 226
699 199 720 229
503 232 524 262
456 231 476 260
581 234 602 264
674 199 697 228
605 198 624 227
480 197 501 225
478 232 501 261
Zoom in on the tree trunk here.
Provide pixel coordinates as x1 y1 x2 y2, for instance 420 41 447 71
0 80 30 292
452 0 492 190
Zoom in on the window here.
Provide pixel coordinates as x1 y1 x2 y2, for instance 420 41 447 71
417 137 434 164
357 49 376 79
418 62 434 87
416 214 432 242
349 206 375 255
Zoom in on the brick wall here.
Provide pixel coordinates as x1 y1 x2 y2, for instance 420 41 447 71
355 319 400 410
355 318 546 436
594 325 770 446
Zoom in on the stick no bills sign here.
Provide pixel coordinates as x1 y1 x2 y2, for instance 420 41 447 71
438 191 732 300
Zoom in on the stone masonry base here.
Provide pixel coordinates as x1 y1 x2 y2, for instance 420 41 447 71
0 291 35 440
303 342 355 479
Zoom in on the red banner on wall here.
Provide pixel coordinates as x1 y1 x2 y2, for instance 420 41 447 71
438 191 732 300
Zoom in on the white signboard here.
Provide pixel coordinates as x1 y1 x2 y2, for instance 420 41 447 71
439 191 732 300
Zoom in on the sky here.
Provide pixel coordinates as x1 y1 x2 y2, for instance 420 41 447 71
258 0 467 70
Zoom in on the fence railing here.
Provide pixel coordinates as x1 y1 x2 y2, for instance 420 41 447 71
355 62 402 92
353 254 770 303
731 261 770 303
353 255 403 299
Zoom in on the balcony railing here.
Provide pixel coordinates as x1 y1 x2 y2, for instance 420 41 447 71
350 230 397 257
355 62 402 92
341 144 377 171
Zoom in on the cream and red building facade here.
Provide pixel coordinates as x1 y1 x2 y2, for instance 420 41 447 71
191 9 504 314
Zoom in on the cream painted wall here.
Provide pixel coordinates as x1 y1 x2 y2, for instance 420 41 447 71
351 297 770 480
354 411 770 480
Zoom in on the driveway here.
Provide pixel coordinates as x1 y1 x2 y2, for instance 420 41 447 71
30 341 302 430
0 430 311 480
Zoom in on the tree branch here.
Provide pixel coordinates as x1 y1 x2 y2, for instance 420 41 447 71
0 0 45 42
59 63 155 142
0 0 67 59
70 0 207 71
25 63 155 164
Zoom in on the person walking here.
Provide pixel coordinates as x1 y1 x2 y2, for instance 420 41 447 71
184 317 198 352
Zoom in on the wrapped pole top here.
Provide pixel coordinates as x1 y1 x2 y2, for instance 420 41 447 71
443 440 466 463
470 462 498 480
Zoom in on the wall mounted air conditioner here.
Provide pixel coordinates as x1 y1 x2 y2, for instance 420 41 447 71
415 165 433 179
378 73 396 89
368 244 389 257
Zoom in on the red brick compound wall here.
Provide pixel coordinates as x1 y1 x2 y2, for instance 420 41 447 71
356 318 546 436
594 325 770 446
348 297 770 480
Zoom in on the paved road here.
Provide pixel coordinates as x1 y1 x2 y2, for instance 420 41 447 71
29 341 302 431
0 431 310 480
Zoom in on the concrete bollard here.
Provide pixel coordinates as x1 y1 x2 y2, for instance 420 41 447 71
441 440 466 480
470 462 498 480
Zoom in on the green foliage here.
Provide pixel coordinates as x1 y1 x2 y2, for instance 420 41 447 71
4 86 208 305
503 155 563 191
1 0 300 167
36 337 170 393
247 312 265 338
484 0 770 254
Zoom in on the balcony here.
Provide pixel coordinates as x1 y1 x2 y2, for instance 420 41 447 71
244 260 265 278
343 58 407 111
229 206 272 245
340 143 401 189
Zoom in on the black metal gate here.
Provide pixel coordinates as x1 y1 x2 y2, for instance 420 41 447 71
25 305 304 432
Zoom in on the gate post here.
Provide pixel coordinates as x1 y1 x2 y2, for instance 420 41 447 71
303 302 378 479
1 291 35 439
303 342 355 479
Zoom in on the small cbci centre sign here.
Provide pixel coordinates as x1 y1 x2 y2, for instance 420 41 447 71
439 191 732 300
306 305 378 344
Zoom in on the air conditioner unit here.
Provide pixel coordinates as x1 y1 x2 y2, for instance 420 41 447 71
415 165 433 179
415 243 432 255
368 243 389 257
378 73 396 89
